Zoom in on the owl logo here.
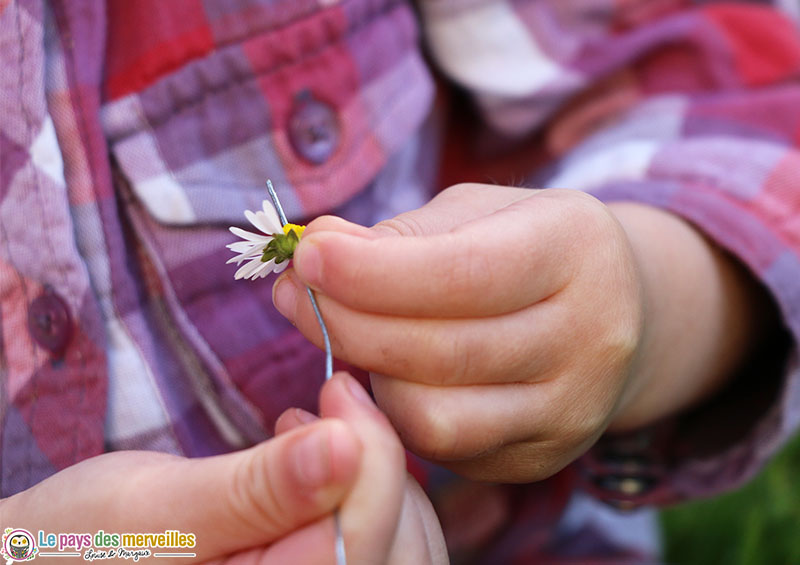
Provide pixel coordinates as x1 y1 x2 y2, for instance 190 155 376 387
1 528 37 562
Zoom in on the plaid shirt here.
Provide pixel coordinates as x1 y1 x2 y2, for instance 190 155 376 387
2 0 800 562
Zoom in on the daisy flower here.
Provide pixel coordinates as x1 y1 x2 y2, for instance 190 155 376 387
227 199 306 280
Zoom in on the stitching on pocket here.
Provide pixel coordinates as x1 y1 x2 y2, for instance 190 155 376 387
111 0 411 137
207 0 403 57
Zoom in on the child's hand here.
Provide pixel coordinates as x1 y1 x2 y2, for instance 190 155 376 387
275 373 447 564
275 184 770 482
1 422 361 562
0 373 446 564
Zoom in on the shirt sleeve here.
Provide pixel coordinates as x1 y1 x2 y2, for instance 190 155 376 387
561 87 800 506
421 0 800 506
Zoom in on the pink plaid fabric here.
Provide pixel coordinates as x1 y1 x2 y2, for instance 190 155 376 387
2 0 800 561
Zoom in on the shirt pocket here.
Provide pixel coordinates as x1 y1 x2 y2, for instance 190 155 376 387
102 0 433 226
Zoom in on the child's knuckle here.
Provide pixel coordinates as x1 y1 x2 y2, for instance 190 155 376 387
404 404 460 460
374 213 426 237
439 236 490 301
229 451 285 534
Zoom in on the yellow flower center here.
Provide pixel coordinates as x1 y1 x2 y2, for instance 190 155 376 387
283 223 306 238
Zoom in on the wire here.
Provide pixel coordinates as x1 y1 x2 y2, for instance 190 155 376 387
266 179 345 565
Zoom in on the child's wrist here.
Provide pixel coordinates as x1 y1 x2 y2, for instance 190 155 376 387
605 202 774 431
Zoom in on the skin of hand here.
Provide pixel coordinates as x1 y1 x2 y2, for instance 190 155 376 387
272 183 775 483
0 373 446 564
275 372 447 565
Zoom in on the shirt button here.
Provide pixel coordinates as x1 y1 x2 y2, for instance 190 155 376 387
592 474 657 497
28 289 73 355
287 91 340 164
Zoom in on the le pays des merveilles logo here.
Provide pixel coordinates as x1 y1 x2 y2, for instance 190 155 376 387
2 528 38 562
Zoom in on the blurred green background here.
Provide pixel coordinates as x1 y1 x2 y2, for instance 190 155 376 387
660 432 800 564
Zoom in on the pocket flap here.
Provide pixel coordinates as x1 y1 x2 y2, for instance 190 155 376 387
101 1 433 227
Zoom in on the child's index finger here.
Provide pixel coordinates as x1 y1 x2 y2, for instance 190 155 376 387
291 201 574 318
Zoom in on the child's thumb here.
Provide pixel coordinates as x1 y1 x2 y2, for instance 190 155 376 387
183 417 361 558
0 418 361 562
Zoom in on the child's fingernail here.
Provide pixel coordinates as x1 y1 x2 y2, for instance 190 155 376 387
291 428 332 488
295 240 322 288
345 374 376 409
273 277 297 321
293 408 319 425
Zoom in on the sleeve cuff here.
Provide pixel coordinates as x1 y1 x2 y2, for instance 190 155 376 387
574 179 798 507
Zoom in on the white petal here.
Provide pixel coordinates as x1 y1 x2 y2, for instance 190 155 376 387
256 210 283 235
255 263 276 279
244 209 276 236
233 262 249 280
229 226 272 243
252 258 275 277
261 200 284 232
273 260 290 274
234 258 264 280
227 240 258 253
250 260 273 278
244 265 265 280
226 250 260 265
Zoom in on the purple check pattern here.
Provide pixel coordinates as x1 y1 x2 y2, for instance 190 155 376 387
3 0 800 562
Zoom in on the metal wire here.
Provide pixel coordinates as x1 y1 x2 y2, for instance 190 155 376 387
266 179 344 564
